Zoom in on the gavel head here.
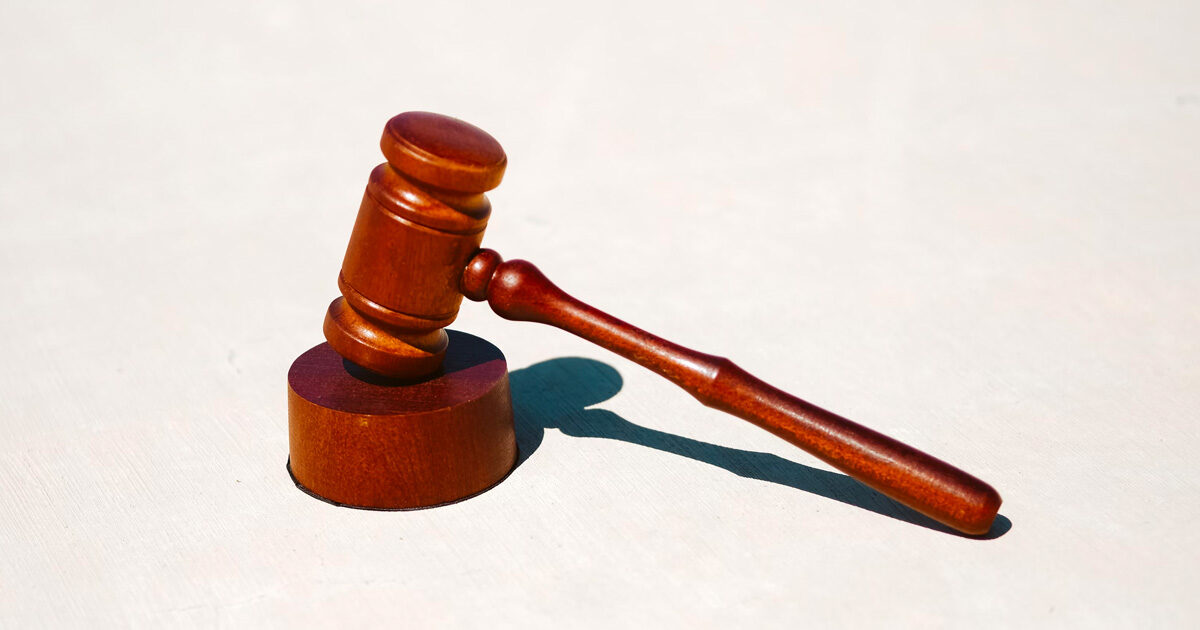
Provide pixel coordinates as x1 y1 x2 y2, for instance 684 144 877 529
323 111 506 379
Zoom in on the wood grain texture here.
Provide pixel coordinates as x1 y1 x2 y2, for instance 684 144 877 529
288 331 516 509
463 251 1001 534
296 112 519 509
317 110 999 533
5 3 1200 626
324 112 505 379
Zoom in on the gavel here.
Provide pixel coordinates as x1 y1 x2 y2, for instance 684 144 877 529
289 111 1002 535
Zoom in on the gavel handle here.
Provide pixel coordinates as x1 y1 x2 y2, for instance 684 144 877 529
462 251 1001 535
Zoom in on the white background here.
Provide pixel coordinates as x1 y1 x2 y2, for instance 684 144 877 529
2 1 1198 626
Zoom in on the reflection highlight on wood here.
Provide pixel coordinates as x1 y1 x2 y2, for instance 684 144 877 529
461 250 1002 535
291 110 1002 534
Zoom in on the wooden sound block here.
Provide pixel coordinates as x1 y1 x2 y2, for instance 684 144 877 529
287 330 516 509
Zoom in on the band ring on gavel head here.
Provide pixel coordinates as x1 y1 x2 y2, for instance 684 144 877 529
293 111 1002 535
324 112 507 380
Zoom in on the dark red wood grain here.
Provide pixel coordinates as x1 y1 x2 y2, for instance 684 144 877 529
295 110 1002 533
462 251 1002 535
324 112 504 380
288 332 516 509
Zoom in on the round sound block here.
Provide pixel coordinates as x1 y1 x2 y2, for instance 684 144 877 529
287 330 516 509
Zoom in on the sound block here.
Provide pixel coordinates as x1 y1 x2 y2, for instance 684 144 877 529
287 330 516 509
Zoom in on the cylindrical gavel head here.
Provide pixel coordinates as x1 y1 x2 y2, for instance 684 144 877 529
323 111 507 379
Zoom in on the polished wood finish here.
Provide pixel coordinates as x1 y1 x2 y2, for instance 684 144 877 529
296 110 1002 534
293 113 517 510
324 112 505 380
460 251 1002 535
288 331 516 509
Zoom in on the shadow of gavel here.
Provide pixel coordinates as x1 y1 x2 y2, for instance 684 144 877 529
321 111 1002 535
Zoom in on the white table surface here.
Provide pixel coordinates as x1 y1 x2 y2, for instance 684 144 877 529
2 1 1198 627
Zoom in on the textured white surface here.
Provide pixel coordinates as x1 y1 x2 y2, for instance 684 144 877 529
2 1 1198 626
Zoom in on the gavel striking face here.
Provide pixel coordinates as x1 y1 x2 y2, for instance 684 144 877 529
311 111 1002 535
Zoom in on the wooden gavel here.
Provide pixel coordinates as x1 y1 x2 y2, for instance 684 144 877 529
311 111 1001 535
